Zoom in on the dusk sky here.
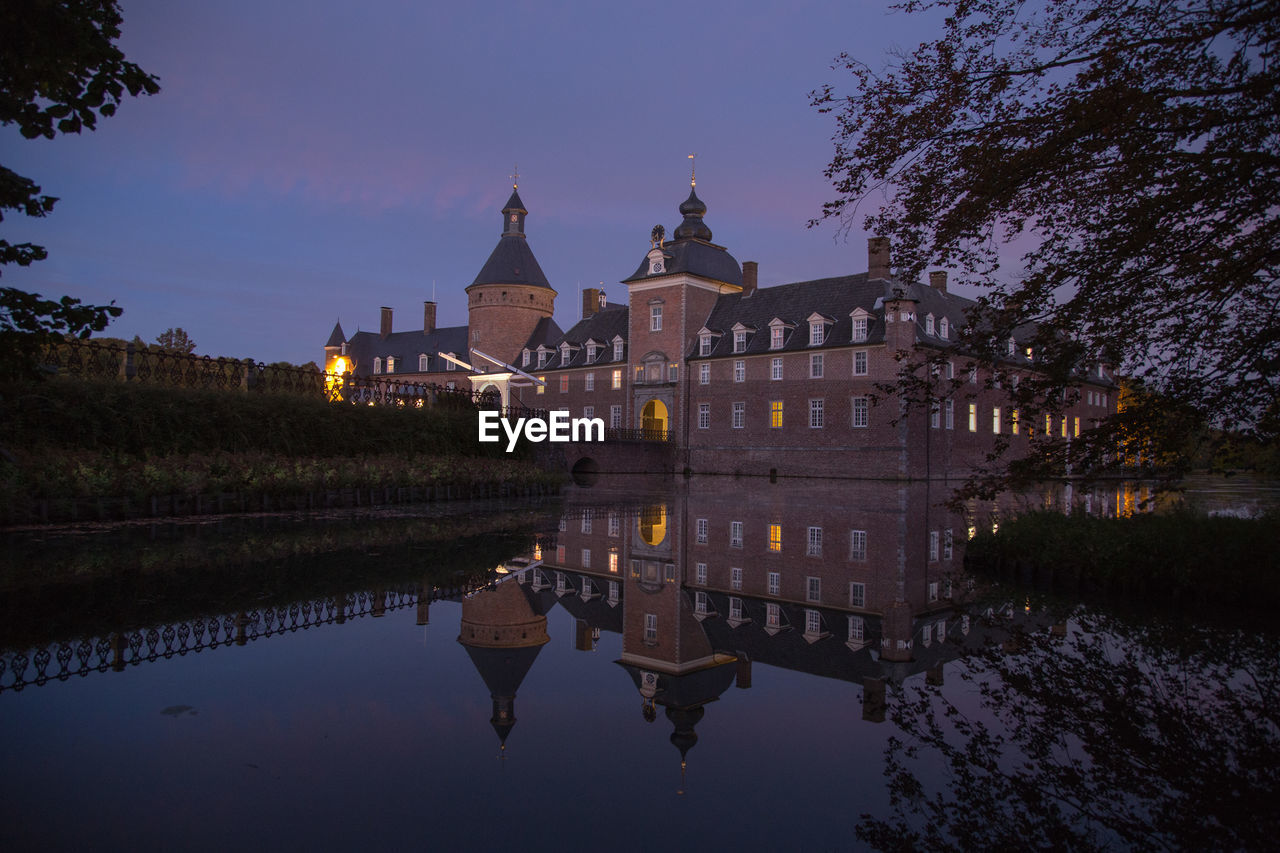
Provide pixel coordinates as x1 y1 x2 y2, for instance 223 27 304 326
3 0 948 366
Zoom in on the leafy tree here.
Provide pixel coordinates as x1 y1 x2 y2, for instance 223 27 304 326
0 0 159 374
155 326 195 354
813 0 1279 490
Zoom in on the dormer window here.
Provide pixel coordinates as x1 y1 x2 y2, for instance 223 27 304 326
771 326 784 349
586 342 598 362
444 352 456 371
419 354 429 372
852 317 868 342
537 349 548 369
699 334 713 356
810 321 824 346
1026 347 1035 361
560 344 571 366
733 330 747 353
522 349 530 367
386 357 395 374
1007 338 1016 356
939 318 949 339
613 338 624 361
925 314 935 336
1097 362 1106 378
372 357 382 375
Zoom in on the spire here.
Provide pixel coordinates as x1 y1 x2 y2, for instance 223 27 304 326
502 184 527 238
325 320 346 348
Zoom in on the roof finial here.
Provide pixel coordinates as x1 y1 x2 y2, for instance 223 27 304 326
688 153 696 187
510 164 519 189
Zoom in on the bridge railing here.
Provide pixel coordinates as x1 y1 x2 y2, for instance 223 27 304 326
604 427 671 442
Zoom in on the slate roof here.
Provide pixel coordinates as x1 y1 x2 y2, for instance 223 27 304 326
532 304 629 369
344 325 470 377
521 316 564 352
325 321 346 348
471 230 552 289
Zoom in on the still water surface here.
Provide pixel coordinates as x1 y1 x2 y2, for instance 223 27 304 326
0 478 1274 851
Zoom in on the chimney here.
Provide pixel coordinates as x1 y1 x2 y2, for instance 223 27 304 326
582 287 601 319
380 306 393 339
868 237 891 280
929 271 948 294
423 301 436 334
742 261 758 297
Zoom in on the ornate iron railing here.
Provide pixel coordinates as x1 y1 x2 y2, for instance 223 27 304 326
604 427 671 442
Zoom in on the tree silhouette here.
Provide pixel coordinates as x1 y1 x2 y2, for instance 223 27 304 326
155 327 195 354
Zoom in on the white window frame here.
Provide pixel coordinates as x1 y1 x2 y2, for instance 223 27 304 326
810 353 824 378
730 521 743 549
734 359 745 383
732 401 745 429
731 567 743 590
849 581 866 607
644 613 657 643
809 321 824 346
767 571 780 595
698 403 710 430
650 304 663 331
806 526 822 556
852 317 868 343
852 396 869 428
770 325 784 349
810 398 824 429
584 372 594 391
610 404 621 429
853 350 868 376
696 518 708 544
849 530 867 562
700 362 710 385
806 576 821 602
733 330 747 353
771 357 783 380
419 354 429 371
695 562 707 585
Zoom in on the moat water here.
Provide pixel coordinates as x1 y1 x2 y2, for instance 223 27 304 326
0 477 1275 851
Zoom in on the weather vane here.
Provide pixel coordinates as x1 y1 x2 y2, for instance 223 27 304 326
688 153 696 187
510 164 519 189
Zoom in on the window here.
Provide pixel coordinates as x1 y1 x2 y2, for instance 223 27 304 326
852 317 868 343
695 562 707 585
943 528 953 560
925 314 935 335
729 597 744 621
1074 416 1081 437
555 571 568 593
853 350 868 376
766 603 781 629
699 362 710 385
608 512 621 537
993 407 1001 434
732 402 745 429
537 350 548 369
930 401 940 429
584 372 594 391
849 581 866 607
734 360 745 382
771 357 783 380
650 304 663 331
560 347 570 367
850 530 867 562
770 400 783 428
698 403 710 429
939 317 949 339
581 549 591 569
695 591 709 615
771 326 784 349
1007 338 1016 356
419 354 429 371
1012 409 1020 435
1061 416 1068 438
969 366 978 384
522 350 530 367
929 581 939 602
386 357 395 374
969 403 977 432
730 521 743 548
586 343 597 362
644 613 657 643
733 330 747 353
852 396 869 428
582 514 592 534
560 374 569 393
805 609 822 635
767 571 780 595
610 405 621 429
608 580 619 603
806 576 821 601
810 398 824 429
847 615 865 644
809 321 824 346
699 334 712 356
556 544 566 563
611 369 622 390
614 339 624 361
810 353 824 378
609 551 619 573
946 361 954 380
945 399 954 430
696 518 708 544
768 523 782 552
1046 413 1053 434
372 357 382 375
807 526 822 556
929 530 939 561
922 623 932 646
668 363 678 382
731 567 743 590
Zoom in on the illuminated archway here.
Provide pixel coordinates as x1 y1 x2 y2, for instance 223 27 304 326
639 504 667 546
641 399 668 438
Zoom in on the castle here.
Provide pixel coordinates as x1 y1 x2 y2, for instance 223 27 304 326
324 179 1117 479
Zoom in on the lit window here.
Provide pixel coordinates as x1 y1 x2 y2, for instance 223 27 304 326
372 357 382 374
1046 413 1053 434
609 551 619 573
730 521 743 548
695 562 707 585
1074 416 1081 437
610 405 621 429
386 357 395 374
734 360 745 382
852 396 869 428
766 603 781 629
853 350 867 376
929 530 939 561
584 372 594 391
556 544 566 563
847 615 865 643
698 403 710 429
611 369 622 390
560 374 569 393
419 354 429 371
668 363 678 382
650 304 663 331
806 576 821 601
699 335 712 356
1061 416 1068 438
993 407 1001 434
805 609 822 635
770 400 783 428
969 403 977 432
767 571 780 595
733 330 747 353
810 353 824 378
852 317 868 343
849 581 866 607
771 326 784 349
809 398 824 429
807 527 822 556
768 524 782 552
732 402 745 429
731 567 743 590
536 377 546 395
849 530 867 561
771 357 783 380
700 362 710 385
809 321 824 346
644 613 657 643
1012 409 1020 435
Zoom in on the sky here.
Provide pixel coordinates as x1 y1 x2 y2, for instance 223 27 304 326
2 0 946 366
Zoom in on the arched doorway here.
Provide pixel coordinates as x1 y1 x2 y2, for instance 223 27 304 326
639 504 667 546
477 383 501 410
641 399 668 439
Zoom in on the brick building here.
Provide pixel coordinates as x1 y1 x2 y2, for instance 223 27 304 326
324 179 1117 478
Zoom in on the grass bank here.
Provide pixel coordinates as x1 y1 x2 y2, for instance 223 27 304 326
965 510 1280 611
0 379 563 524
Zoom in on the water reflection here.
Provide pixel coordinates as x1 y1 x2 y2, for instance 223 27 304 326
0 478 1272 850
